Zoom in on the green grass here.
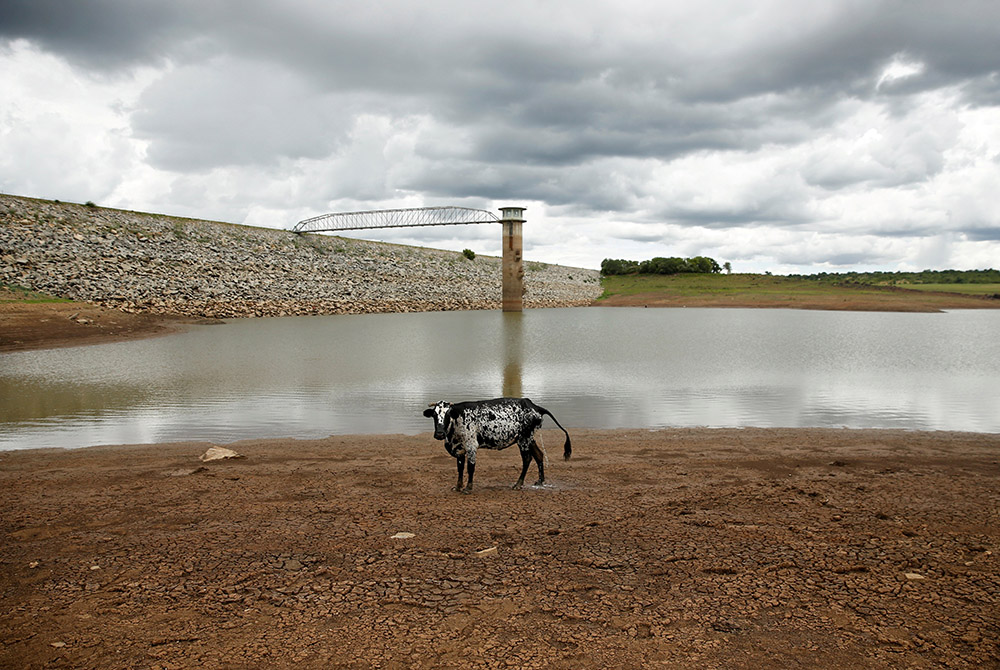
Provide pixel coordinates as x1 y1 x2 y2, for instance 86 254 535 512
896 283 1000 295
597 273 1000 309
598 273 863 300
0 284 72 304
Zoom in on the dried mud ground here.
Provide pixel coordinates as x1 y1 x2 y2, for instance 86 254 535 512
1 429 998 669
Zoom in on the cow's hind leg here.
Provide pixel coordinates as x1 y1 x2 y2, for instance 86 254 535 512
513 447 533 490
530 438 545 487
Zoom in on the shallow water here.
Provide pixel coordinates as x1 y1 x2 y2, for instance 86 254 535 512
1 307 999 449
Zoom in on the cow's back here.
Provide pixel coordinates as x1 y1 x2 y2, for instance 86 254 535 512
453 398 541 450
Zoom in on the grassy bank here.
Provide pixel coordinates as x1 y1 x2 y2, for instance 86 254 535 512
0 284 72 304
900 283 1000 295
597 273 1000 311
598 273 904 302
599 273 829 299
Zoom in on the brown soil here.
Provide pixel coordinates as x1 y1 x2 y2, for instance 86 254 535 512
0 293 205 352
2 429 998 669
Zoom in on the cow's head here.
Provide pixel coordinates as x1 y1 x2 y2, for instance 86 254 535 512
423 401 452 440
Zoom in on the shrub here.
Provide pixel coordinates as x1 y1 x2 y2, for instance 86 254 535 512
601 255 723 276
462 248 476 260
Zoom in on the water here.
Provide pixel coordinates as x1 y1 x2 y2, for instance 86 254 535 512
1 307 999 450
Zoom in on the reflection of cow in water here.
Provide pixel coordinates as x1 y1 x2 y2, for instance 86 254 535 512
423 398 572 494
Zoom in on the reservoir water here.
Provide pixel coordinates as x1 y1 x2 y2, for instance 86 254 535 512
1 307 998 450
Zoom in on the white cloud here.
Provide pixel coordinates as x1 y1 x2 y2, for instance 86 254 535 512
876 54 926 91
2 1 1000 273
0 41 152 202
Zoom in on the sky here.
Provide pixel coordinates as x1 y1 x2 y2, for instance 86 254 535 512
2 1 999 274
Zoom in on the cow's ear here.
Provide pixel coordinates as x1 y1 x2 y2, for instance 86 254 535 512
423 408 435 417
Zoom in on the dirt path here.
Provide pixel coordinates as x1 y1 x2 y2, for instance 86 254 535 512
2 428 998 669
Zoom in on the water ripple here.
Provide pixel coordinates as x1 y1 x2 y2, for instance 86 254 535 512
2 308 999 449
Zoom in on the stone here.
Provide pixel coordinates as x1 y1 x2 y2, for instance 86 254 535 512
391 532 415 539
199 446 244 462
165 466 208 477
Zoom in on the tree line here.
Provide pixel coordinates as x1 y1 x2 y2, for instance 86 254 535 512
792 269 1000 285
601 256 724 276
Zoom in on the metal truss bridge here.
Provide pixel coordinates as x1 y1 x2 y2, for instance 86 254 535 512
290 204 527 311
291 206 500 234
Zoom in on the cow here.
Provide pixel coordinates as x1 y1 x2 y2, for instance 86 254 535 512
423 397 572 494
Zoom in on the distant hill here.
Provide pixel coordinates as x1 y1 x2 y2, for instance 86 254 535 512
792 269 1000 285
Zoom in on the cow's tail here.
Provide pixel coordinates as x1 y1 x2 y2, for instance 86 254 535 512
532 402 572 460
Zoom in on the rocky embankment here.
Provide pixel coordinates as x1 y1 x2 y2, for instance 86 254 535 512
1 195 601 317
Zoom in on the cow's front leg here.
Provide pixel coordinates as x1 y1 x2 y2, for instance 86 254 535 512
453 455 465 492
513 447 532 489
459 443 478 494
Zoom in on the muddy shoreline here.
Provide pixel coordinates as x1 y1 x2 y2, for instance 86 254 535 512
2 428 998 668
0 295 205 352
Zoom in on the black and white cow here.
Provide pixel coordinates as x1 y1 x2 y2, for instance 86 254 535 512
423 397 572 493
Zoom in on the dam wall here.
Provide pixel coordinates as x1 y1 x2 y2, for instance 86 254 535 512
1 195 602 318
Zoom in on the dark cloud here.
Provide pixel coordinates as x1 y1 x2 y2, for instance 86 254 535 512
0 0 197 68
605 229 667 244
773 248 890 269
963 227 1000 242
463 97 809 167
7 1 999 174
802 151 945 192
961 73 1000 107
659 200 810 230
675 2 1000 105
2 1 999 272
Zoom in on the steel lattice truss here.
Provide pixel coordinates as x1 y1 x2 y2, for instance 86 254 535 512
291 206 500 234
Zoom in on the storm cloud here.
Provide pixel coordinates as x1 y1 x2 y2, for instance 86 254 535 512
2 0 999 272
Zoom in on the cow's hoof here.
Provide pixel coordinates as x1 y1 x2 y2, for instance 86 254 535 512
461 488 473 495
512 483 523 490
533 480 545 487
